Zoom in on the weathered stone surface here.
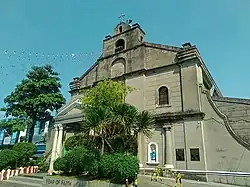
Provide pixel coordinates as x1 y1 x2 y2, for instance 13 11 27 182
213 96 250 144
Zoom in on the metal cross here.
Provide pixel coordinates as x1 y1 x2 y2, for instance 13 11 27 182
118 13 125 22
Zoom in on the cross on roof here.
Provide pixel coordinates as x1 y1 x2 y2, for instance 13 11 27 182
118 13 125 23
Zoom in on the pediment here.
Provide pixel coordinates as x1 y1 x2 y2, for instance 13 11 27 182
57 99 82 117
66 107 82 115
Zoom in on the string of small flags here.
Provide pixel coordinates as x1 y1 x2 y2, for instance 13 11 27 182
0 49 101 65
0 49 101 85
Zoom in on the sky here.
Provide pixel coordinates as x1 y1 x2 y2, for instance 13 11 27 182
0 0 250 114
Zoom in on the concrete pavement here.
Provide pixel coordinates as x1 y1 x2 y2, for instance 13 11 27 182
138 175 242 187
0 175 42 187
0 174 242 187
139 180 172 187
0 184 19 187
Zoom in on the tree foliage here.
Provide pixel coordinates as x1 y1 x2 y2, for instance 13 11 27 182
81 80 154 155
81 79 134 109
0 64 66 141
12 142 36 166
0 118 32 132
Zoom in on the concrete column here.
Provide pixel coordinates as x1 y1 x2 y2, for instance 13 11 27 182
55 124 63 160
48 124 59 174
164 125 174 169
137 132 144 168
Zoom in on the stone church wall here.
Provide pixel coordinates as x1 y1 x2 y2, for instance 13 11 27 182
145 46 177 69
125 73 146 111
144 66 182 113
173 120 207 171
173 122 187 169
182 120 207 170
80 65 97 88
213 97 250 145
181 62 201 112
79 46 145 88
200 88 250 186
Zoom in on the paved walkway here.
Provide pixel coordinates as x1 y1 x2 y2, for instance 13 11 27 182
0 174 242 187
0 184 17 187
138 175 241 187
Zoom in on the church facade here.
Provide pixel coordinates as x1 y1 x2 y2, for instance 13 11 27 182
48 20 250 185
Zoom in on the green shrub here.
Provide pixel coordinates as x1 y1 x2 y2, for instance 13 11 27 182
54 157 67 172
32 157 44 167
39 162 49 173
64 135 85 151
99 153 139 184
12 142 36 167
88 159 99 176
99 153 120 179
0 149 18 170
57 147 99 176
64 135 100 154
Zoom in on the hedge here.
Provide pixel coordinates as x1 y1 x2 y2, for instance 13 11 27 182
54 157 67 172
99 153 139 183
12 142 36 167
64 135 86 151
53 147 139 184
0 149 18 170
53 147 99 176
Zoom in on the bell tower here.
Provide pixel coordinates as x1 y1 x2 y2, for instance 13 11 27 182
102 15 145 58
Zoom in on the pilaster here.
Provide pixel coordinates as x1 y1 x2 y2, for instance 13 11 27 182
48 124 59 175
55 124 64 160
137 132 144 168
163 124 174 169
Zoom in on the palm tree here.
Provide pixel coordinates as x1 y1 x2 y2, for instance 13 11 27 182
111 103 154 152
135 110 154 138
82 106 113 155
82 103 154 155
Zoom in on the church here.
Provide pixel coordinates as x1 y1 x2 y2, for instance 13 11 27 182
47 19 250 185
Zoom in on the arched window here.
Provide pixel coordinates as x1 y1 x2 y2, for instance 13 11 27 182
159 86 169 105
119 26 123 33
147 142 159 164
111 58 126 78
115 39 125 52
140 36 143 41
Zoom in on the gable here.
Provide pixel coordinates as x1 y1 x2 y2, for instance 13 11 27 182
57 99 82 117
66 107 82 115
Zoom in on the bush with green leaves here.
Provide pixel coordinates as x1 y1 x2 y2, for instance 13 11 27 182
38 162 50 173
64 135 100 156
0 149 18 170
64 135 85 151
12 142 36 167
54 157 67 172
99 153 139 183
54 147 99 176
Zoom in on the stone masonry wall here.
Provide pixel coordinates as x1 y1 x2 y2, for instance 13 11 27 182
213 97 250 144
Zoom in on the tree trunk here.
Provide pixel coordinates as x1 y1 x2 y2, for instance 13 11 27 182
100 138 105 155
27 125 35 142
25 127 30 142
